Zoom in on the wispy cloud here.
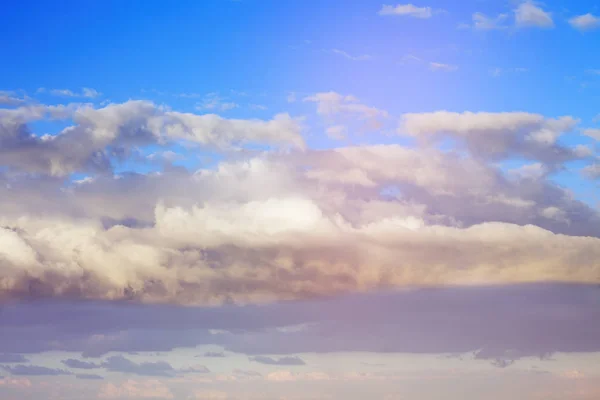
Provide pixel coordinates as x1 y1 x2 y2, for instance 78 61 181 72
429 62 458 72
37 87 102 98
378 4 434 19
331 49 373 61
196 93 238 111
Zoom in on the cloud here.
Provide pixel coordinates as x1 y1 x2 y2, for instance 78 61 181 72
0 101 304 176
62 358 101 369
472 12 508 30
304 92 386 118
100 355 209 377
76 373 104 380
0 91 26 106
429 62 458 72
249 356 306 366
583 128 600 141
101 355 177 377
190 390 229 400
2 284 600 360
37 87 102 98
233 369 262 377
202 352 226 358
326 125 347 140
0 354 28 363
179 365 210 374
378 4 433 19
99 379 174 399
196 93 239 112
2 365 72 376
569 13 600 31
400 111 582 165
582 164 600 179
331 49 372 62
514 1 554 28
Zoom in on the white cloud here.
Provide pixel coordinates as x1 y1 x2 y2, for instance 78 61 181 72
196 93 238 112
326 125 347 140
332 49 372 61
378 4 433 19
429 62 458 72
569 13 600 31
583 128 600 141
400 111 581 164
515 1 554 28
472 12 508 30
304 92 388 120
37 87 102 98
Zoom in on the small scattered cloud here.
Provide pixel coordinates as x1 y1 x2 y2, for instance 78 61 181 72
471 12 509 30
429 62 458 72
249 104 268 110
331 49 373 62
514 1 554 28
249 356 306 366
196 93 238 112
37 87 102 98
378 4 434 19
399 54 423 65
0 90 26 106
583 128 600 141
582 164 600 179
489 67 529 77
569 13 600 31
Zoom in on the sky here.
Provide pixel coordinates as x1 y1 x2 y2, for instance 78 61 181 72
1 0 600 399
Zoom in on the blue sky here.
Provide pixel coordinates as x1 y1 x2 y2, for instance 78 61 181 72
1 1 600 399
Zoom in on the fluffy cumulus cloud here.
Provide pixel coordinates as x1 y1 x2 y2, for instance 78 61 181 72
0 96 598 309
514 1 554 28
569 13 600 31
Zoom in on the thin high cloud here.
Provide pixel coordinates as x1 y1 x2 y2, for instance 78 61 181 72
378 4 435 19
37 87 102 98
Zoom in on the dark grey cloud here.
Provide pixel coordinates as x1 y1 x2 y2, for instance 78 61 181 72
61 358 100 369
2 365 72 376
75 373 104 380
249 356 306 366
0 353 28 363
